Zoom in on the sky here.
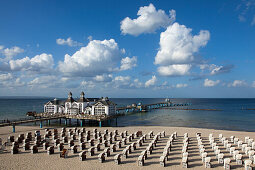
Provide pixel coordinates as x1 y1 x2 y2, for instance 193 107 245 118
0 0 255 98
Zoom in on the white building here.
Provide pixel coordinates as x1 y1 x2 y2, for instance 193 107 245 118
44 98 65 114
91 97 116 116
44 92 116 116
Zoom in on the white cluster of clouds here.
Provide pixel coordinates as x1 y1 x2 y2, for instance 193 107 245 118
145 75 157 87
9 53 54 73
120 4 176 36
0 46 24 61
58 39 136 77
119 56 137 71
204 79 220 87
155 23 210 76
228 80 247 87
56 37 83 47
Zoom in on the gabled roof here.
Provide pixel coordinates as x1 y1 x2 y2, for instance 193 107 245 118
93 99 116 106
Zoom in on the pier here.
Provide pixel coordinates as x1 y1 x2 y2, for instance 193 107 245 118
0 100 191 130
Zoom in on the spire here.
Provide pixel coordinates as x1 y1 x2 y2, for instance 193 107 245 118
80 91 85 98
68 92 72 98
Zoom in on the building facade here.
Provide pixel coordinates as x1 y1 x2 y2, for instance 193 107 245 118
91 97 116 116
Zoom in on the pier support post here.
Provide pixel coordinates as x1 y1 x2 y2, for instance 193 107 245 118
69 119 71 125
99 121 102 127
40 121 43 128
76 119 79 126
80 120 83 127
65 119 67 126
48 119 50 125
12 124 15 133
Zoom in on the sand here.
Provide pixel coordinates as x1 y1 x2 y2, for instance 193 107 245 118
0 125 254 170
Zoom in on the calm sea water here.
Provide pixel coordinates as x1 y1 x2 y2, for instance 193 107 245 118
0 98 255 132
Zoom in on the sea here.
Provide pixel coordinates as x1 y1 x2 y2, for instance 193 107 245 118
0 97 255 132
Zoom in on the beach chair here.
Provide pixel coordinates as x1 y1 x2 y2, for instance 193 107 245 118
245 146 251 155
97 136 102 143
233 150 239 159
160 155 166 167
54 139 60 146
122 138 127 145
88 139 94 147
131 142 136 151
79 151 86 161
244 160 252 170
252 142 255 149
126 145 131 154
80 142 86 150
68 140 74 147
71 145 78 154
108 137 113 144
205 157 211 168
141 150 147 160
116 141 122 148
120 132 124 138
104 147 110 157
112 135 117 142
63 136 68 143
43 142 49 150
230 136 235 142
236 154 243 165
114 154 121 165
219 134 223 140
8 136 14 143
95 143 100 152
215 149 220 158
245 137 250 144
226 143 231 151
138 155 144 166
31 145 38 154
88 147 95 156
110 144 116 152
238 141 243 148
103 140 108 147
224 158 231 170
114 129 118 136
47 146 54 155
229 147 235 155
234 138 239 145
202 152 208 162
85 135 90 142
163 150 169 161
218 153 224 164
98 152 105 163
146 146 152 155
248 150 254 160
122 149 128 159
182 156 188 168
104 129 108 135
93 133 98 140
60 149 68 158
11 145 19 154
57 143 64 151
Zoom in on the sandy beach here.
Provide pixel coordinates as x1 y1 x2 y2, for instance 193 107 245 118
0 125 254 170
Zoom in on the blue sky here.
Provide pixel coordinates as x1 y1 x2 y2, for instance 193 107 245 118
0 0 255 98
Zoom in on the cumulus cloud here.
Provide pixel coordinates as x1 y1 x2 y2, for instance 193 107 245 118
155 23 210 66
0 73 13 81
228 80 247 87
154 22 209 76
58 39 125 77
204 79 220 87
56 37 83 47
130 78 143 88
119 56 137 71
9 53 54 73
93 74 113 82
0 46 24 61
157 64 191 76
120 4 176 36
176 83 188 88
145 75 157 87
